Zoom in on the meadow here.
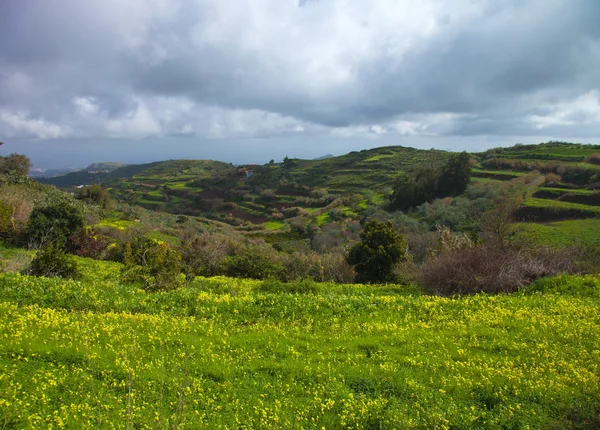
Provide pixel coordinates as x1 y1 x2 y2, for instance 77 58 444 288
1 255 599 428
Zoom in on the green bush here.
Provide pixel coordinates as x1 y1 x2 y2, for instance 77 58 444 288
222 253 284 280
26 243 81 279
26 202 84 248
120 235 183 291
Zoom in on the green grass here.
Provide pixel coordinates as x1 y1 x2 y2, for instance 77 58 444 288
538 187 596 195
0 257 599 428
166 182 188 189
316 213 331 226
364 154 394 162
263 220 286 231
523 197 600 214
472 168 524 177
371 193 386 205
518 219 600 247
341 206 357 217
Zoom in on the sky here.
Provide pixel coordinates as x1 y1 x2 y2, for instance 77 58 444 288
1 0 599 169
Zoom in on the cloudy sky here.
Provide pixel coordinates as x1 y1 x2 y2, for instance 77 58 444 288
1 0 599 168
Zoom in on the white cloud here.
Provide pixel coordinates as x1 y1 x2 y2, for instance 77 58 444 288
0 110 69 139
528 91 600 130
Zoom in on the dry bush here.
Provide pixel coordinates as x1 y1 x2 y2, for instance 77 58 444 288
279 252 354 283
404 232 438 263
587 153 600 165
393 259 419 284
0 252 33 274
544 173 562 184
417 245 577 296
180 232 242 278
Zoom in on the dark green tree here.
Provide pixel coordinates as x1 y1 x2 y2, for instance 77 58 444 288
437 152 472 197
346 220 407 283
389 172 416 211
282 156 297 169
389 166 438 211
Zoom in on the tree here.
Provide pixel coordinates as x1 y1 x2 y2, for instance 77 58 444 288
76 184 113 209
389 172 416 211
389 153 472 212
346 220 407 283
437 152 472 197
0 153 31 177
282 156 296 169
479 195 523 248
389 166 437 211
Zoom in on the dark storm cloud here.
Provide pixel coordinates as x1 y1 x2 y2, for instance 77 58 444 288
0 0 599 146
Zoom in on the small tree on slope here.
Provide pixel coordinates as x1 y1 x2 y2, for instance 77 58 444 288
346 220 407 283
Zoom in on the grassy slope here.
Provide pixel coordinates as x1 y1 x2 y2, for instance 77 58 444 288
0 254 599 428
519 219 600 247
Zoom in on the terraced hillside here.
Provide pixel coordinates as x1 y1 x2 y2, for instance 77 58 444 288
475 142 600 246
41 147 451 232
39 142 600 247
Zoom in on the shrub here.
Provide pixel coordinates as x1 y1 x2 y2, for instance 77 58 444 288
347 220 407 283
587 153 600 165
222 252 284 280
0 199 15 241
121 235 183 291
544 173 562 184
180 233 239 279
279 251 355 283
26 202 84 248
67 230 109 259
26 243 81 280
417 245 576 296
75 184 113 209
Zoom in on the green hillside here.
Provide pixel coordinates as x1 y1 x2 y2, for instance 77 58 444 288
36 141 600 245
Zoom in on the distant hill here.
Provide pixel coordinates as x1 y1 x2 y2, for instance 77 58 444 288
312 154 334 160
39 159 234 188
83 162 126 173
29 167 79 178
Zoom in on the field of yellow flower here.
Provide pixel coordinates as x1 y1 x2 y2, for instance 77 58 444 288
1 257 599 428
